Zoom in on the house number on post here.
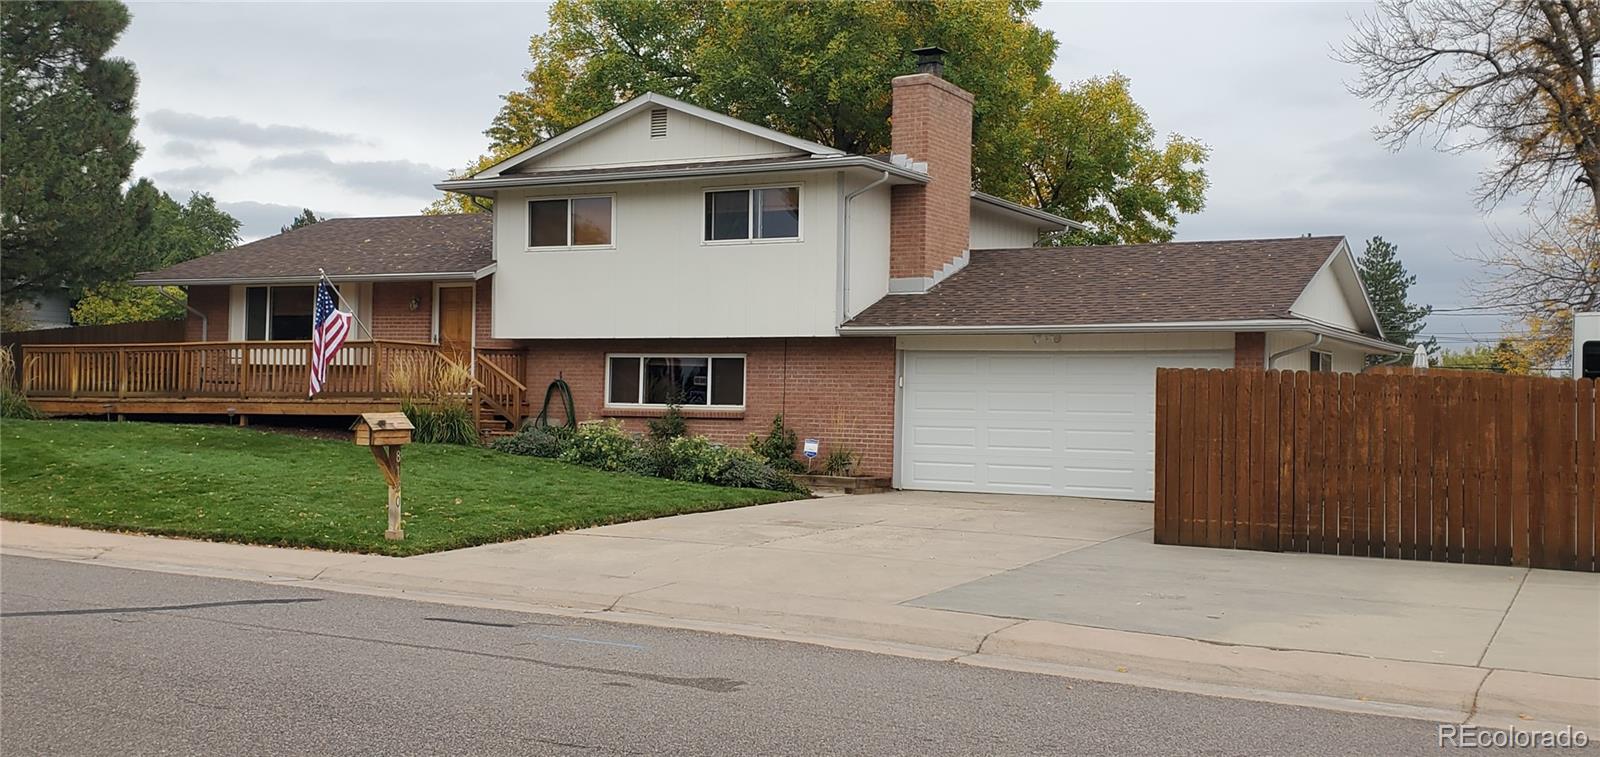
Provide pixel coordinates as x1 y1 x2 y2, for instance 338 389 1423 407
351 412 415 541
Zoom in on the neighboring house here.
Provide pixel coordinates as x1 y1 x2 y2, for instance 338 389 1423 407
125 51 1400 500
11 292 73 330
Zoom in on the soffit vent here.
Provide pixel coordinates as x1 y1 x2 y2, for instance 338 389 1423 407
649 108 668 139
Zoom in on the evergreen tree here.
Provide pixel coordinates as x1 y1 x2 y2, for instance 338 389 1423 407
281 208 323 234
1 1 154 300
1356 236 1433 357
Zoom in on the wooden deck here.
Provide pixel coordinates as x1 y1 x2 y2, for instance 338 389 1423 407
16 340 527 432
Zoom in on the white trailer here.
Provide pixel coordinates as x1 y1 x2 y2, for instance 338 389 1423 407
1576 311 1600 379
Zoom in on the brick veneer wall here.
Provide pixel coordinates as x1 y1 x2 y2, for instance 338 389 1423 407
1234 331 1266 369
371 281 432 342
184 286 229 341
521 337 898 477
888 72 974 281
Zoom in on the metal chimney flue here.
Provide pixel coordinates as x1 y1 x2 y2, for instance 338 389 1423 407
912 46 947 77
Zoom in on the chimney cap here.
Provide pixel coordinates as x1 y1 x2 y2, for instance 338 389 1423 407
912 46 947 76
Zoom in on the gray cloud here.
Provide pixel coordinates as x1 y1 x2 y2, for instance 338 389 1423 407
151 164 237 187
145 109 360 148
251 151 446 199
214 200 344 241
162 140 215 159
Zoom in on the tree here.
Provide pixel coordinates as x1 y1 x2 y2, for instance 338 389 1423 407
1467 208 1600 368
1355 236 1433 352
1436 341 1536 374
1339 0 1600 216
1022 75 1209 244
446 0 1208 242
70 191 241 325
1 1 155 300
281 208 323 233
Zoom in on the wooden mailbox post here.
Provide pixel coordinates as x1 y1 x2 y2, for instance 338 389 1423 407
351 412 414 541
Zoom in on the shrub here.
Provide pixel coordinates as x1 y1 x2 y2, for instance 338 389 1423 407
393 355 477 445
647 400 688 442
0 348 40 420
749 414 803 473
492 424 573 458
558 421 643 472
821 447 861 477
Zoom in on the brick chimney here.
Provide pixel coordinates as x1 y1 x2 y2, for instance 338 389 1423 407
888 46 974 292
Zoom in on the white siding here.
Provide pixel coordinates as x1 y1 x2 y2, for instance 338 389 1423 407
844 178 891 320
521 109 803 172
969 204 1043 249
490 172 846 338
1291 266 1361 331
1265 331 1366 373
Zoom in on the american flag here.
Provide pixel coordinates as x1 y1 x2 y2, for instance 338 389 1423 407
308 280 353 397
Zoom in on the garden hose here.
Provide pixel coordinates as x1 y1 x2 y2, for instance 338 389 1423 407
533 377 577 430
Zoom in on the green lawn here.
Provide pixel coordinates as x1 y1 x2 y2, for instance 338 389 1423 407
0 419 799 556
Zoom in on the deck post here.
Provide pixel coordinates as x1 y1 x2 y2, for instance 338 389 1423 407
116 349 127 398
68 348 79 398
371 341 384 399
238 344 250 398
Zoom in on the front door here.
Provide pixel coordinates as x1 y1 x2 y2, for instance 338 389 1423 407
437 286 473 361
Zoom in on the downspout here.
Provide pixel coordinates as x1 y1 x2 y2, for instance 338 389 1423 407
1267 333 1323 369
837 170 892 325
157 286 205 341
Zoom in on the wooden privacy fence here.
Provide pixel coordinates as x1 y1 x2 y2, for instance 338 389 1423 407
0 319 185 347
1154 368 1598 572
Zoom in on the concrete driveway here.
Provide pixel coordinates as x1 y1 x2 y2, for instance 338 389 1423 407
389 490 1596 680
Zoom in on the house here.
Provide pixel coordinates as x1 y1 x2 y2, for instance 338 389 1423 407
26 48 1401 501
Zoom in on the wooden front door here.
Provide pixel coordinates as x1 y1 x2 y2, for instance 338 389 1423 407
437 286 473 360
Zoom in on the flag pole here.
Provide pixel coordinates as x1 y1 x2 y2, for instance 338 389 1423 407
317 268 373 340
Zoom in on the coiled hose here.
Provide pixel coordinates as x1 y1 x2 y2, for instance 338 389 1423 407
532 377 577 429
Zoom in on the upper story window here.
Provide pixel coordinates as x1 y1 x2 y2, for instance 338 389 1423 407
704 186 799 242
528 196 613 249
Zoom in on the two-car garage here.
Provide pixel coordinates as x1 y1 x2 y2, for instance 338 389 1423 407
896 349 1231 501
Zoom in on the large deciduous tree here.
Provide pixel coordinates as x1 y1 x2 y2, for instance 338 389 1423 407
1467 209 1600 369
1355 236 1433 353
1 0 155 300
71 191 241 325
1023 75 1209 245
1340 0 1599 215
435 0 1209 244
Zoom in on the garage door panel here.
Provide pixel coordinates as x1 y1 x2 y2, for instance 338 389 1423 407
901 350 1229 501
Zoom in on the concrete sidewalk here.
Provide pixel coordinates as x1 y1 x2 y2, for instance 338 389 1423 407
4 491 1596 730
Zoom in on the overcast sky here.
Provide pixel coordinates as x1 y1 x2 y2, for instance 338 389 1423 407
113 1 1532 346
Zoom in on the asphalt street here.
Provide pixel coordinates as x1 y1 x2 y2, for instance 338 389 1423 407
1 554 1467 755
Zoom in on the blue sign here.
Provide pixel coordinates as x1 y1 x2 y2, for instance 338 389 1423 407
802 438 820 459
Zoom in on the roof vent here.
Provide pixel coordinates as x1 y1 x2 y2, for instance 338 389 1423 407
649 108 668 139
912 46 947 77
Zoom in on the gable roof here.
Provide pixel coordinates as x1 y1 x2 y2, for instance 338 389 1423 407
133 214 493 286
473 92 845 180
842 236 1393 347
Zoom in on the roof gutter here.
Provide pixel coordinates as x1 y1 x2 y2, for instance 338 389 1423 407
837 318 1406 354
132 270 483 287
435 155 927 196
970 191 1084 231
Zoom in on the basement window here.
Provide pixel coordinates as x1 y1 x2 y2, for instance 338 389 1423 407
703 186 800 242
605 355 746 407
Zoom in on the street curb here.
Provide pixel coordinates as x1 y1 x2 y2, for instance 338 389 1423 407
4 529 1596 730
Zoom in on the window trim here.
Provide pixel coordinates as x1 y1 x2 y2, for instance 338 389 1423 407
1310 350 1335 373
525 193 616 251
701 183 803 245
603 353 747 409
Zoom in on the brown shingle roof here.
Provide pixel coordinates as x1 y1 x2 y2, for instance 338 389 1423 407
134 214 492 284
845 236 1345 329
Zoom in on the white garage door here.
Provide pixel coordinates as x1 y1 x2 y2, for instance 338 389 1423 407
899 350 1231 500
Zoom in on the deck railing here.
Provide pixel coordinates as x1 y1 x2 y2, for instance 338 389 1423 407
18 339 442 400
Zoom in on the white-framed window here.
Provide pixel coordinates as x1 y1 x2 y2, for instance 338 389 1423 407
527 195 614 249
605 354 746 407
703 186 800 242
1310 350 1334 373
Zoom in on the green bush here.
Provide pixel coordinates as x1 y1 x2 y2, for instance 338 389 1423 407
0 389 40 420
402 400 478 446
647 402 688 442
492 424 573 458
558 421 644 472
821 446 861 477
748 414 803 473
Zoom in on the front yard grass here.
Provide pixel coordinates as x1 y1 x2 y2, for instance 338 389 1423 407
0 419 800 556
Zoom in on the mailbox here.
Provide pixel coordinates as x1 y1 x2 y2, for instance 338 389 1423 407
351 412 414 447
